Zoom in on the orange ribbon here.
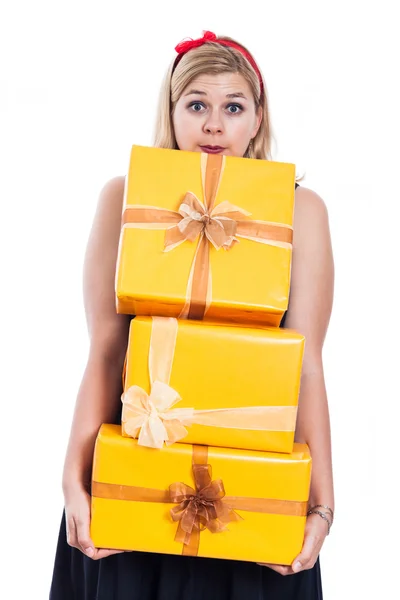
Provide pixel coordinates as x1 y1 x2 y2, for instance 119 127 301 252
92 444 307 556
122 153 293 320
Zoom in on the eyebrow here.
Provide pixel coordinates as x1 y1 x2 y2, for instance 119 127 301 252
184 89 247 99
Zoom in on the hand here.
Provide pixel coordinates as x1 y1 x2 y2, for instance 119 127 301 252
64 483 126 560
257 511 329 576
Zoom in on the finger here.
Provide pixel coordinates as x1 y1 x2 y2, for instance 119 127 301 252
92 548 125 560
75 515 95 558
292 533 320 573
66 516 78 549
257 563 293 576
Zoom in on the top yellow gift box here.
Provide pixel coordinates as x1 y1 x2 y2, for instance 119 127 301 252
116 146 296 326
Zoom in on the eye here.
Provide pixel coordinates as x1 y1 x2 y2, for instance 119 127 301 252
227 103 243 114
189 102 205 112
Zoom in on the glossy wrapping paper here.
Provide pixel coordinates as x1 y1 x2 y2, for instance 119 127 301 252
121 316 305 453
116 146 296 327
91 424 312 565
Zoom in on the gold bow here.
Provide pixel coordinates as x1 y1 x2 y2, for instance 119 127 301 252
164 193 251 252
169 463 242 548
121 381 194 449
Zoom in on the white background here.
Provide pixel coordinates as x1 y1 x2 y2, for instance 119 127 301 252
1 1 399 598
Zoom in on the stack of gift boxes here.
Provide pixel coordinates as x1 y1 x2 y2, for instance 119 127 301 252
90 145 312 565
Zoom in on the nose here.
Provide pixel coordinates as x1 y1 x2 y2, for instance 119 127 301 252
203 109 224 135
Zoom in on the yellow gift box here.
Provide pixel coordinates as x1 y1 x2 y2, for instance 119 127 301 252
122 316 304 453
116 145 296 327
91 424 311 565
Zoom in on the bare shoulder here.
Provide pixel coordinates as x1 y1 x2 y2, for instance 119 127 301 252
86 176 126 250
291 185 333 269
96 175 126 214
293 185 330 243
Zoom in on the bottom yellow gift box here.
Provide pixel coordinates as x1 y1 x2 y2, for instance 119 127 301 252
91 424 312 565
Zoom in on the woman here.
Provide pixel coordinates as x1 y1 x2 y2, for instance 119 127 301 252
50 31 334 600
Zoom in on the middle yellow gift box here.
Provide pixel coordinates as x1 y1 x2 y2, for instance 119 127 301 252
121 316 304 453
91 424 312 565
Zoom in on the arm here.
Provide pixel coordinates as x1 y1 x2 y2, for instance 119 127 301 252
260 185 335 575
62 176 131 558
285 186 335 513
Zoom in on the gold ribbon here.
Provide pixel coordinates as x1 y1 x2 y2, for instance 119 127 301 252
122 153 293 320
92 444 307 556
121 317 298 449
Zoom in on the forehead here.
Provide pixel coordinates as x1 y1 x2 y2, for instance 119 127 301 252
181 72 252 97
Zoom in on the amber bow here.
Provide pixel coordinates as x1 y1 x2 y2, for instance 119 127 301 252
165 193 251 252
169 463 242 548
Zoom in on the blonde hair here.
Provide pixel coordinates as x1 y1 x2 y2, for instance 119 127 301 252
153 36 304 181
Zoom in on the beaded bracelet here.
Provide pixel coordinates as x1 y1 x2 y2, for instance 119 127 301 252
307 509 332 535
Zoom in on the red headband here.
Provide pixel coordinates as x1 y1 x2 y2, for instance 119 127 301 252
173 30 264 98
